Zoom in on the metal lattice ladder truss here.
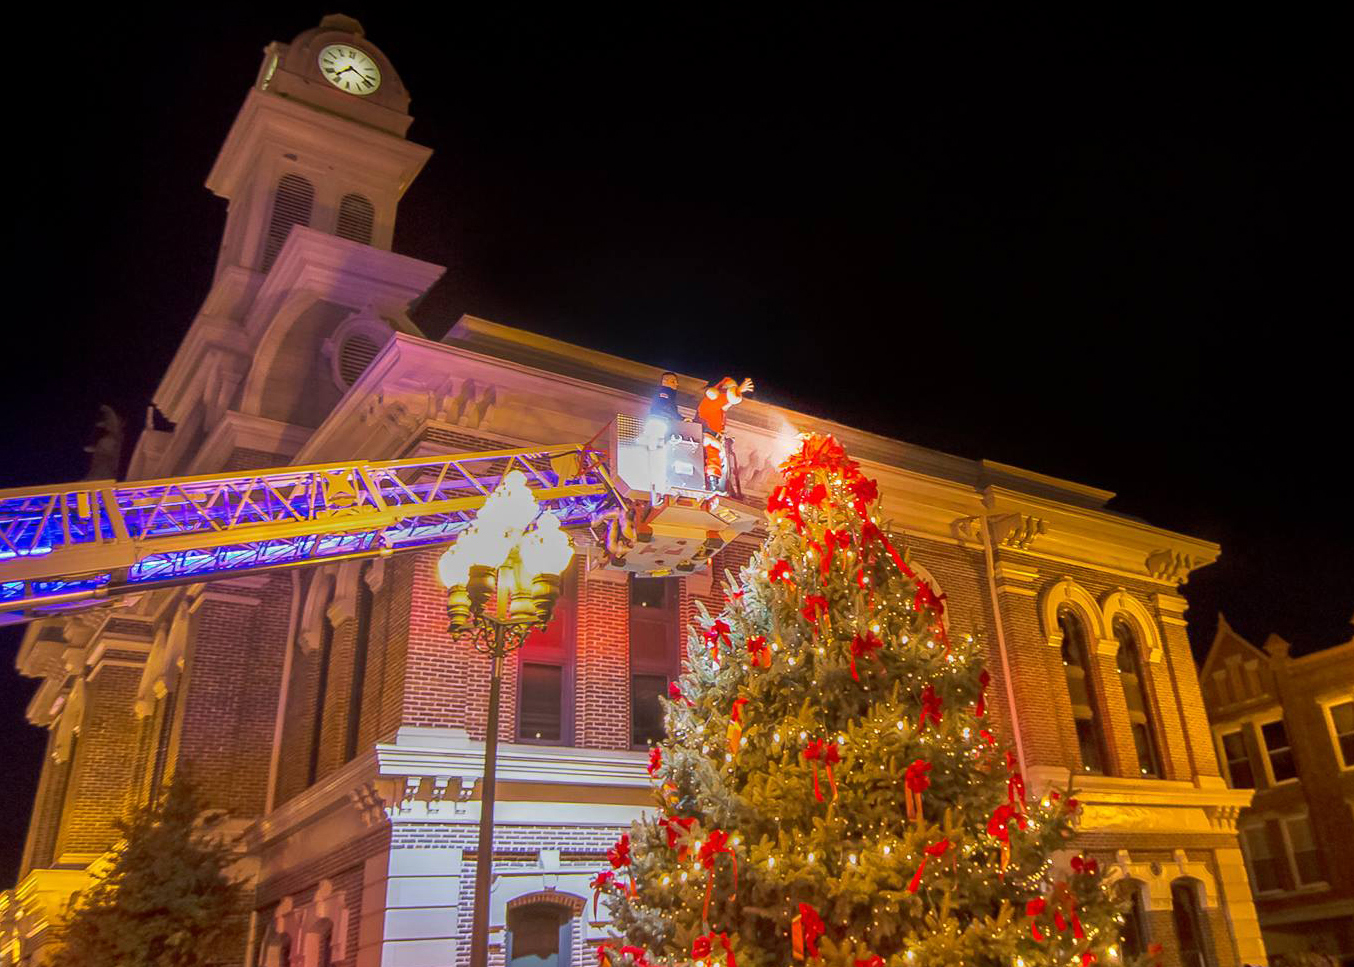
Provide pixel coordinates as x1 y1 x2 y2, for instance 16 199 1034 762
0 445 627 625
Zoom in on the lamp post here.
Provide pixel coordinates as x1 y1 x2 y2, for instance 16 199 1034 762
437 470 575 967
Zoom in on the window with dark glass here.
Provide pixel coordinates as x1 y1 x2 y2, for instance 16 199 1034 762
1118 880 1149 960
316 925 333 967
1059 608 1109 774
343 565 374 762
1113 618 1162 777
1283 815 1323 886
1261 719 1297 783
631 576 680 748
307 584 335 787
1329 700 1354 768
1241 823 1284 893
1171 879 1213 967
149 688 178 800
516 567 576 744
507 904 572 967
1219 729 1254 788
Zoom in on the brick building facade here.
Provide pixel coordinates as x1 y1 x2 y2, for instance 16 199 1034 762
2 15 1269 967
1200 616 1354 964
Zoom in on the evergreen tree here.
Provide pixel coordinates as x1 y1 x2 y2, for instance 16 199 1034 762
51 773 247 967
594 434 1142 967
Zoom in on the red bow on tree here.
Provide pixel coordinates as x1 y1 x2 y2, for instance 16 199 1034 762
1026 898 1048 941
619 947 649 967
904 759 931 822
988 803 1028 871
608 833 630 869
918 684 943 731
848 476 878 516
803 739 840 802
669 681 693 707
698 828 738 921
768 559 794 586
975 669 991 717
692 932 735 967
1005 751 1026 807
821 528 851 575
779 434 857 484
746 635 772 668
906 837 951 893
589 871 614 917
854 958 885 967
791 902 825 960
802 595 830 627
767 486 803 530
647 746 662 777
849 632 884 681
978 728 996 746
1070 855 1099 876
659 816 696 860
704 619 731 661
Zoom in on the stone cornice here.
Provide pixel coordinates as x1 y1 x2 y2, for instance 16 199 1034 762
185 411 312 475
206 87 430 201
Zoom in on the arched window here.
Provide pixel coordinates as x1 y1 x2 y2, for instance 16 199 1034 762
307 577 336 787
1117 879 1150 960
1059 607 1109 774
262 173 315 271
1114 617 1163 777
335 193 375 245
506 903 572 967
1170 878 1213 967
315 923 333 967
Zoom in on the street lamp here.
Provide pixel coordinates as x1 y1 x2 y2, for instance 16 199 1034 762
437 470 575 967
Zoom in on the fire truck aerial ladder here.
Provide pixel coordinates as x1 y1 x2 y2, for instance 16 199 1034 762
0 420 763 626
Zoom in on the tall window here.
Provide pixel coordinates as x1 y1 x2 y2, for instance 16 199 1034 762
1326 700 1354 768
1219 729 1254 788
1059 608 1109 774
1282 815 1323 886
149 688 178 800
1117 880 1149 960
1170 879 1212 967
630 576 680 748
344 564 374 762
307 583 336 787
1240 823 1284 894
517 567 576 744
1113 618 1162 777
262 173 315 271
1260 718 1298 783
335 193 375 245
506 903 572 967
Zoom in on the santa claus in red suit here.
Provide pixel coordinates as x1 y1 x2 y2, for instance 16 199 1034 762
696 376 754 491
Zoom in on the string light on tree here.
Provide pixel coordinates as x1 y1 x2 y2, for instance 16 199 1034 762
591 434 1136 967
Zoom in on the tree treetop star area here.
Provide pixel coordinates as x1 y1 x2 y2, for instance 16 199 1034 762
1 9 1350 967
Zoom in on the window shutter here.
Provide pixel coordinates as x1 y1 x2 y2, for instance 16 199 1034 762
262 174 315 271
336 333 381 388
336 193 375 244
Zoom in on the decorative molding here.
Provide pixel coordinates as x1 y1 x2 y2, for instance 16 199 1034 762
1146 549 1198 585
1101 590 1166 664
990 513 1047 550
1039 578 1107 645
1151 593 1189 628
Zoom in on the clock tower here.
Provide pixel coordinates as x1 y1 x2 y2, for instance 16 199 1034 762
206 14 430 278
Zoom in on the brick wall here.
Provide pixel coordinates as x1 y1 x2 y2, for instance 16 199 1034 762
53 664 142 859
176 577 292 817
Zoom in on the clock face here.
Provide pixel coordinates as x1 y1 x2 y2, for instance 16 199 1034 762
318 44 381 96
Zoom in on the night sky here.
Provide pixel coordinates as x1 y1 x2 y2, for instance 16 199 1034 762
2 10 1349 881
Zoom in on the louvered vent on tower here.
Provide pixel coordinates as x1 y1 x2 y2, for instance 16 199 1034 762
261 173 315 271
336 333 382 388
336 193 376 245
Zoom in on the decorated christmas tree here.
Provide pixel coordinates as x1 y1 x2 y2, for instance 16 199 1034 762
593 434 1145 967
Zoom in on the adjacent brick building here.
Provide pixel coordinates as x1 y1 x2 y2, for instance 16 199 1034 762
1200 616 1354 964
2 15 1271 967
